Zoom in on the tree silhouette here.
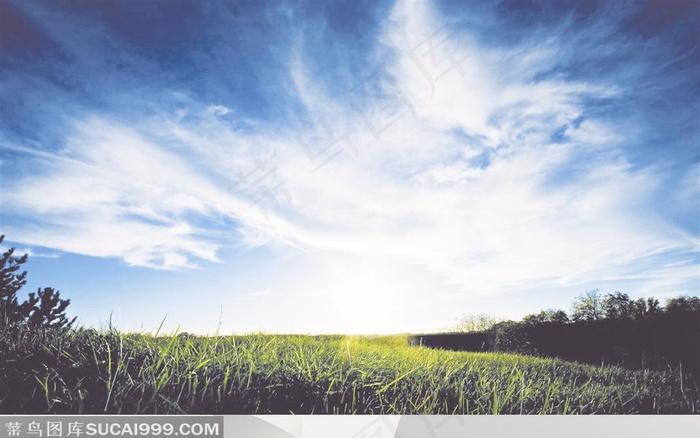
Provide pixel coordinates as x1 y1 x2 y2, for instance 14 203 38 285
0 235 75 329
628 297 661 320
0 235 30 324
602 292 633 320
646 297 661 316
522 309 568 325
665 295 700 313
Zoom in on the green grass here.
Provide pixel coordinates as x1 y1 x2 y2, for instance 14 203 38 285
1 324 698 414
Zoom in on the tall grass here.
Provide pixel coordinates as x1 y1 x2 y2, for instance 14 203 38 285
1 324 697 414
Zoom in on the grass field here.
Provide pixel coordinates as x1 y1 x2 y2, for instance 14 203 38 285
1 325 698 414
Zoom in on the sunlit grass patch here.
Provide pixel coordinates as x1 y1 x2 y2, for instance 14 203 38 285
1 324 697 414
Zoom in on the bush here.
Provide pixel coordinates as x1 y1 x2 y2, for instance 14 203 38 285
0 235 76 329
488 321 535 355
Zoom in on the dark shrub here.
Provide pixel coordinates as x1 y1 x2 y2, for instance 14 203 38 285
489 321 535 355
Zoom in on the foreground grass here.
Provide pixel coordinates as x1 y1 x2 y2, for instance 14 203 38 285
1 325 698 414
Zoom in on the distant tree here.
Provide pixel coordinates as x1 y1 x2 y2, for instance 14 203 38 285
602 292 633 320
522 309 568 325
571 289 603 322
664 295 700 313
522 312 545 325
0 235 75 329
630 298 647 320
448 313 502 333
547 309 569 323
629 297 661 320
647 297 661 314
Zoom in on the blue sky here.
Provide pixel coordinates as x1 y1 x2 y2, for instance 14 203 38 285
1 0 698 334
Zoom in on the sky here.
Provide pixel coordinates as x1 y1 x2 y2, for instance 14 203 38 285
1 0 698 335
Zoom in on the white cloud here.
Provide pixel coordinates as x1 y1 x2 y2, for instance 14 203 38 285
237 288 273 301
255 0 696 296
14 248 62 259
5 117 262 269
206 104 232 116
5 0 697 304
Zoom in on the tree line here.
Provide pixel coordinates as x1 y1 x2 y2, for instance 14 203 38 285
488 290 700 374
424 288 700 374
447 289 699 333
521 288 700 326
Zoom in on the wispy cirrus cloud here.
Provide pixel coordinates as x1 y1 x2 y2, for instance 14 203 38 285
256 0 698 295
1 0 697 327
